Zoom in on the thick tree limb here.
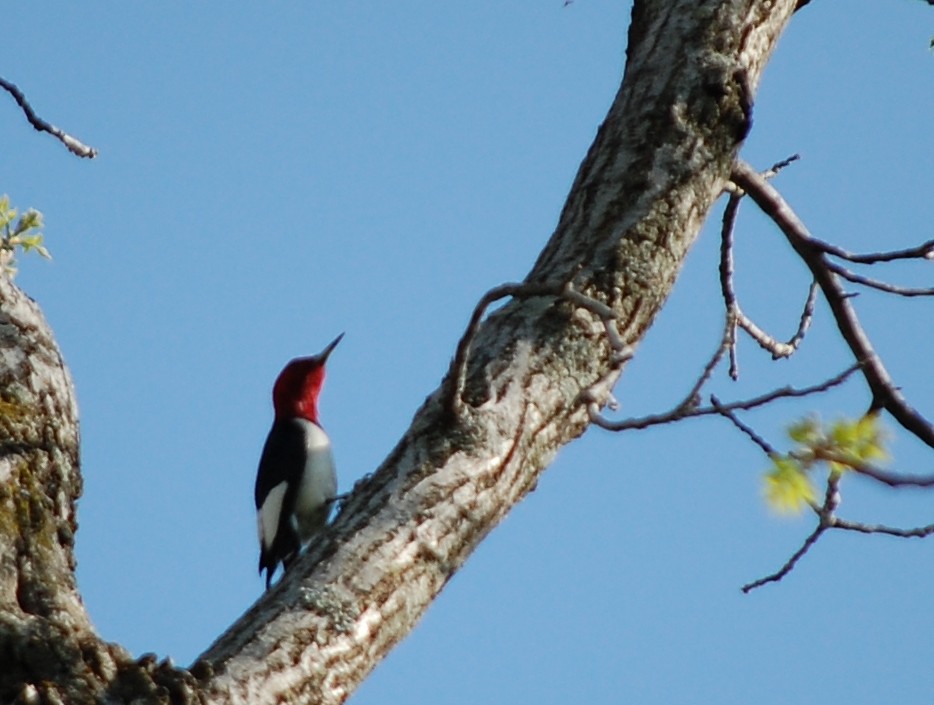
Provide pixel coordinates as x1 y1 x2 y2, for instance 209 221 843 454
199 4 796 704
0 2 801 703
0 274 130 702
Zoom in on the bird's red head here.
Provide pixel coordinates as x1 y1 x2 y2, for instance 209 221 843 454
272 333 343 423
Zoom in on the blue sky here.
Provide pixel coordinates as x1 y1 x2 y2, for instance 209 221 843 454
3 2 933 703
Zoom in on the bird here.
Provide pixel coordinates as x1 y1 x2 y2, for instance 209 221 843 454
254 333 343 588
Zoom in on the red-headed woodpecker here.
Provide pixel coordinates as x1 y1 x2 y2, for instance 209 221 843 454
255 333 343 588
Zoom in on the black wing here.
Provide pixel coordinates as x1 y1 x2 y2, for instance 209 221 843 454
255 419 308 588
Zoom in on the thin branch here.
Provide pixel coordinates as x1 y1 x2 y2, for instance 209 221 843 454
825 260 934 297
741 524 825 593
718 193 743 378
734 298 814 359
716 365 856 413
0 76 98 159
683 317 734 410
786 280 819 349
589 364 859 432
718 185 816 365
709 395 777 456
810 236 934 264
820 455 934 488
742 473 840 593
738 417 934 592
822 471 843 516
832 517 934 538
761 153 800 179
719 194 742 310
727 320 740 381
731 160 934 449
743 509 934 593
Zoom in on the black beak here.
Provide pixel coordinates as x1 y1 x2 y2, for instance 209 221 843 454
318 332 344 363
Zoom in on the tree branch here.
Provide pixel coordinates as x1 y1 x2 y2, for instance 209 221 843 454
809 236 934 264
709 395 778 456
741 524 825 592
824 260 934 297
588 364 858 432
198 5 798 702
0 76 98 158
0 2 809 703
819 455 934 488
742 472 840 592
730 160 934 449
718 165 816 371
720 408 934 592
833 517 934 538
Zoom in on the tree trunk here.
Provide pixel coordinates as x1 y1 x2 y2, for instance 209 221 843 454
0 1 797 703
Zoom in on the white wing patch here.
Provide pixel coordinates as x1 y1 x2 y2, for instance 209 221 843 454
257 481 288 550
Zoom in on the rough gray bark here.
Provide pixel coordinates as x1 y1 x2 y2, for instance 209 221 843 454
0 1 797 703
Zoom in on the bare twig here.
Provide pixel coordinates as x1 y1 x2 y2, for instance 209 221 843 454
742 473 840 593
726 276 816 362
0 76 98 159
719 193 742 311
810 237 934 264
731 160 934 449
734 301 814 359
589 364 858 432
786 280 819 349
709 395 777 456
718 193 743 378
718 185 816 366
818 454 934 488
683 317 734 410
825 261 934 297
833 518 934 538
761 153 800 179
727 321 740 381
741 524 825 593
743 509 934 592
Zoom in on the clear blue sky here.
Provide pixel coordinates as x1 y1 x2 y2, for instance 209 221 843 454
3 2 933 703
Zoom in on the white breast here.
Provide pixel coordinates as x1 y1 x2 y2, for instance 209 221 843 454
292 418 337 541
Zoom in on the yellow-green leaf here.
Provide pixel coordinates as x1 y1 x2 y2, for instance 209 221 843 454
788 416 821 445
764 456 816 514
